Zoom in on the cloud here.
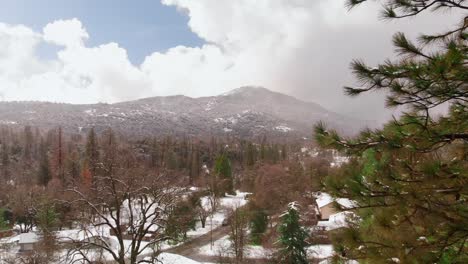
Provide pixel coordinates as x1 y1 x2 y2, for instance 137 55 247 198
0 1 462 122
43 18 89 47
0 18 151 103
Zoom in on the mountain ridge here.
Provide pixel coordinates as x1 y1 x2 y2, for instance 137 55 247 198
0 86 369 139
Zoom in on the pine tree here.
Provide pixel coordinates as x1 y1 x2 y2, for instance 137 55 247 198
23 125 33 162
214 153 234 195
0 208 8 230
189 146 200 185
276 202 308 264
0 142 9 181
315 1 468 262
85 127 99 179
36 201 60 261
38 140 51 186
53 127 65 182
245 142 257 167
250 208 268 245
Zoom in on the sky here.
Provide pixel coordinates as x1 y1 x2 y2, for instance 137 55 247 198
0 0 461 122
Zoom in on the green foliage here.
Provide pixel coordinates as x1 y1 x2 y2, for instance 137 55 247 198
36 203 60 233
315 1 468 263
276 202 308 264
250 209 268 245
214 153 234 195
85 127 100 176
38 142 52 186
165 201 196 243
0 208 8 230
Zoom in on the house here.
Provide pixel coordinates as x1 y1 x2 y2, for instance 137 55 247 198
314 192 354 220
18 232 38 252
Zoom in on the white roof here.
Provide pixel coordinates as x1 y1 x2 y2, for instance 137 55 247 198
316 211 352 230
19 232 39 244
314 192 356 209
315 192 334 208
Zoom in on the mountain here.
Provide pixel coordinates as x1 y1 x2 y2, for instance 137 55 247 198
0 86 369 139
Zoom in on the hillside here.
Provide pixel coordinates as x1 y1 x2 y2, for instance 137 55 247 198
0 86 369 138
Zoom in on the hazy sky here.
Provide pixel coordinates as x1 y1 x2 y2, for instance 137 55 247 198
0 0 461 122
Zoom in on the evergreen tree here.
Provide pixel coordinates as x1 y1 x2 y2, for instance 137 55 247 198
0 142 9 181
281 144 288 160
38 140 51 186
0 208 8 230
53 126 65 182
250 209 268 245
23 125 33 161
36 201 60 261
189 146 200 185
85 128 99 179
315 1 468 262
245 142 257 167
150 137 159 168
276 202 308 264
66 151 81 184
214 153 234 195
36 203 59 233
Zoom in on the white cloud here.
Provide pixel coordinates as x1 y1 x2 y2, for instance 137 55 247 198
0 18 151 103
0 1 462 121
43 18 89 47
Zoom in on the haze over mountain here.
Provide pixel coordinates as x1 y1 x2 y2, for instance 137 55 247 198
0 87 369 139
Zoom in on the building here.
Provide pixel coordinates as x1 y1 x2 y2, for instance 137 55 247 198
314 192 355 220
18 232 38 252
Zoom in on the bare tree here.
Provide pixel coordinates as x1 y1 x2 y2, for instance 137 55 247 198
228 206 248 264
64 165 181 264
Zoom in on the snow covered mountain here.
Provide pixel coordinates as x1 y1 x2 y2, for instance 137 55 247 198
0 86 368 138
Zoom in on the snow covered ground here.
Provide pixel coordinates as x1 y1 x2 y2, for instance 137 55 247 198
307 244 335 259
149 253 202 264
0 191 251 264
198 235 273 259
187 190 250 239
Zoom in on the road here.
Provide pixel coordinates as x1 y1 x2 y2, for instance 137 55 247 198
163 225 271 263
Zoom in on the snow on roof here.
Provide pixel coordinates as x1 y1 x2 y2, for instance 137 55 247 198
314 192 356 209
316 211 353 231
19 232 39 244
336 198 356 209
315 192 334 208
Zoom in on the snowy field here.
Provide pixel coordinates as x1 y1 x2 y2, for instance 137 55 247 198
0 190 251 264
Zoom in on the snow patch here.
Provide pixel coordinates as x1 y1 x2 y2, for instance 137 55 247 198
274 125 292 132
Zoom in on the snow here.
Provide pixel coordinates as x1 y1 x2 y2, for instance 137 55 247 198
18 233 38 244
187 191 250 239
307 244 334 258
56 227 110 243
0 121 18 125
84 109 96 115
219 191 250 208
319 259 358 264
205 99 217 111
152 253 201 264
314 192 355 209
316 212 353 231
186 212 225 237
202 164 210 174
0 191 252 263
198 235 272 258
315 192 334 208
274 125 292 132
